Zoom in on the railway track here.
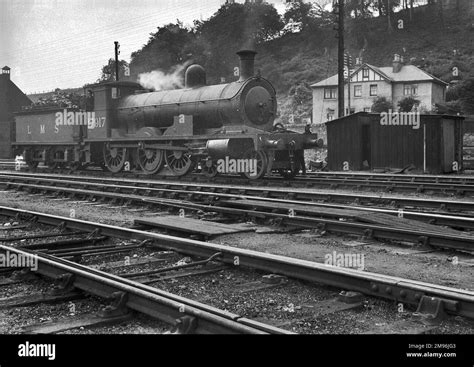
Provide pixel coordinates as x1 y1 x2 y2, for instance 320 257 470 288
1 206 473 325
1 247 283 334
3 170 474 213
1 172 474 252
0 214 291 334
4 164 474 196
303 171 474 185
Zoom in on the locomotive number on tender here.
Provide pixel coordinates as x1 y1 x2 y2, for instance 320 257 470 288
91 117 106 129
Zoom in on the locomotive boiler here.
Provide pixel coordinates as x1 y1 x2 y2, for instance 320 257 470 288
116 50 276 133
13 49 322 179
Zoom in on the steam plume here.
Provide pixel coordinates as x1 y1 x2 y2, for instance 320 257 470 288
137 62 191 91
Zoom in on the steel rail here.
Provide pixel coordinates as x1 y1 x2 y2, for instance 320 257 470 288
303 171 474 184
3 181 474 251
2 171 474 212
0 244 290 335
5 167 474 195
0 206 473 319
5 165 474 185
4 173 474 227
291 176 474 195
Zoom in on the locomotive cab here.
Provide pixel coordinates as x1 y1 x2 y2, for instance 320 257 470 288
84 81 145 141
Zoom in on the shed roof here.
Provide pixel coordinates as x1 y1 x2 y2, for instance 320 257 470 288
325 112 464 125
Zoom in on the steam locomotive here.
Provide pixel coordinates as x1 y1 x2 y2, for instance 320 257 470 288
13 49 322 179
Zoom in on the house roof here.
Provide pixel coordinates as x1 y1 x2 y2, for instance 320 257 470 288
311 74 340 87
0 76 32 117
374 65 447 85
311 63 448 88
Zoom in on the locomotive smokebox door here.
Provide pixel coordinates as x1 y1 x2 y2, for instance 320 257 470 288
164 115 193 136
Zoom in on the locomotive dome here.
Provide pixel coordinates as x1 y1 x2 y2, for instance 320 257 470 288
185 64 207 88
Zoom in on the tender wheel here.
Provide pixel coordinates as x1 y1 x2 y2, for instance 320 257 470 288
103 146 127 173
241 149 268 180
278 168 298 180
48 147 66 170
138 148 164 175
24 149 39 170
26 160 39 170
165 149 193 176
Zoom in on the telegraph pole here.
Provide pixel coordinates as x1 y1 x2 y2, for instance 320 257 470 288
114 41 120 82
346 53 352 114
337 0 345 118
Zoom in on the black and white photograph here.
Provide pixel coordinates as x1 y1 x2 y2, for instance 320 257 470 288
0 0 473 364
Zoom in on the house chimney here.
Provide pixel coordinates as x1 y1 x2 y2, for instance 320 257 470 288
392 54 404 73
236 49 257 81
2 66 10 80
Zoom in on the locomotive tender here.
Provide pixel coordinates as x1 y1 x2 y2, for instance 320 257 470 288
13 49 322 179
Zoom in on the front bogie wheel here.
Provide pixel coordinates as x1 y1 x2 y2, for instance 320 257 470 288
241 149 269 180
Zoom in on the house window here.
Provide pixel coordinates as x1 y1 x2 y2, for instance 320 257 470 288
324 87 337 99
370 84 378 96
364 107 371 112
326 109 335 121
404 84 418 96
363 68 369 78
354 85 362 97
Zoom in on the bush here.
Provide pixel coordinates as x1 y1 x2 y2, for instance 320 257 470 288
398 97 421 112
371 97 393 112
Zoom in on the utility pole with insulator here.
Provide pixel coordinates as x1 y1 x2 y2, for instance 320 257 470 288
336 0 345 118
345 52 352 114
114 41 120 82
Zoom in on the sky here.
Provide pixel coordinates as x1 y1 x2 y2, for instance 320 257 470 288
0 0 294 94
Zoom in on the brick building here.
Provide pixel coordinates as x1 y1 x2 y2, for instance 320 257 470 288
0 66 32 158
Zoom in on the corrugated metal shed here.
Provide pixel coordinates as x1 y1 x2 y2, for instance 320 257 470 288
0 67 32 158
326 112 464 174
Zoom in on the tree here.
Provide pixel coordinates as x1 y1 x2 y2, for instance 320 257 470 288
99 58 129 82
194 3 284 83
456 78 474 114
346 0 376 18
130 22 196 78
371 97 393 112
283 0 319 31
434 101 463 115
398 96 420 112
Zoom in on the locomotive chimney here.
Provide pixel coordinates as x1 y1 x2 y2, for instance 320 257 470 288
237 49 257 82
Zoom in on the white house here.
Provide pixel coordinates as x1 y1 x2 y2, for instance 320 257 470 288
310 55 448 124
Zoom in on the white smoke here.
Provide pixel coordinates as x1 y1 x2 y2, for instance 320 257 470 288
137 62 190 91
